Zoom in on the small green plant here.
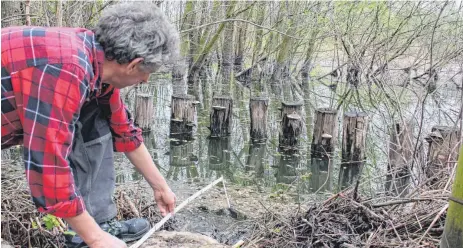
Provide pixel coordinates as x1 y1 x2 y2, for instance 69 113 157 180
42 214 61 230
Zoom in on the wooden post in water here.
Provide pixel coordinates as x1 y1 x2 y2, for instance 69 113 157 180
134 93 155 131
441 145 463 248
339 112 368 190
279 101 303 153
310 108 338 192
249 96 269 142
209 96 233 138
170 94 198 141
385 121 413 196
425 126 461 187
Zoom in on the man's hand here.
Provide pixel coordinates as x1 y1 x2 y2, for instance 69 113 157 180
64 211 126 248
124 143 177 216
87 231 127 248
153 186 176 216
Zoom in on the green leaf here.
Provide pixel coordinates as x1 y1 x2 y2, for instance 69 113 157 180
63 230 76 236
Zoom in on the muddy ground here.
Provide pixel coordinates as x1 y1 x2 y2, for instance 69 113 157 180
1 158 306 247
121 177 304 247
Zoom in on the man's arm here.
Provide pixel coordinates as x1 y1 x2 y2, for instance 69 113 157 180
101 88 175 215
125 143 175 215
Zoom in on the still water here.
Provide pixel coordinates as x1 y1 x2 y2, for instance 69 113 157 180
115 68 461 203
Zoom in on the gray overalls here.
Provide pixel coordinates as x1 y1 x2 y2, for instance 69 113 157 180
68 98 117 224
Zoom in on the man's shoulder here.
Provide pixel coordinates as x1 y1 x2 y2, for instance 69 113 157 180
2 26 96 73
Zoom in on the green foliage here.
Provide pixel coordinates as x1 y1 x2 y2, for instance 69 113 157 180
270 183 291 198
42 214 61 230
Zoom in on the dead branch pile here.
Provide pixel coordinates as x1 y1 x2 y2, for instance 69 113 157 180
0 165 165 247
1 165 67 247
246 184 449 248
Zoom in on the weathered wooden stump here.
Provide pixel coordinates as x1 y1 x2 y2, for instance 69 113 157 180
246 142 267 178
279 101 303 152
425 126 461 186
170 94 198 141
310 108 338 192
276 154 300 184
385 122 413 196
208 137 231 171
339 112 368 190
249 97 269 142
134 93 155 131
209 96 233 138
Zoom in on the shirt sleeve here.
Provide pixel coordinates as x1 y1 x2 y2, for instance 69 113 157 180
14 63 89 218
98 87 143 152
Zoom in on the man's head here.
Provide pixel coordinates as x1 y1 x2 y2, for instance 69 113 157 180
94 2 180 88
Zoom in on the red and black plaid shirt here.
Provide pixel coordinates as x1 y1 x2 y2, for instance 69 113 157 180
1 26 143 218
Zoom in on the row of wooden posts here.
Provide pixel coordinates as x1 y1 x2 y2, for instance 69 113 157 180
134 93 461 192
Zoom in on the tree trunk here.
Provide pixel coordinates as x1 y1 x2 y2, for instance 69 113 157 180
56 0 63 27
440 145 463 248
24 0 31 25
220 1 236 96
271 2 296 100
234 3 251 73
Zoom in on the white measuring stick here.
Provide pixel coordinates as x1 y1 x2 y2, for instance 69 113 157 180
129 176 224 248
222 179 231 208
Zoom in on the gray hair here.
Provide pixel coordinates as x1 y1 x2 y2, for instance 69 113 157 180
94 2 180 72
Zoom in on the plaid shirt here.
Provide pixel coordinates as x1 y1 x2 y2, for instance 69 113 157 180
1 27 143 218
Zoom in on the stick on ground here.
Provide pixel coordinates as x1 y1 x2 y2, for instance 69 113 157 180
129 176 224 248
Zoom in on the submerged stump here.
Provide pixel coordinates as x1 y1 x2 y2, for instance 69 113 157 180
279 101 303 152
425 126 461 187
209 96 233 138
208 137 231 172
167 140 198 180
247 142 267 178
310 108 338 192
386 121 413 196
339 112 368 190
276 153 300 184
170 94 198 141
134 93 155 131
249 96 269 142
